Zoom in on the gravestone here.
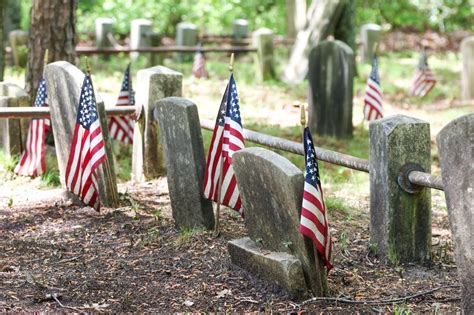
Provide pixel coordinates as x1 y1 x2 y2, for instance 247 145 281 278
0 96 21 156
176 22 198 61
232 147 328 297
252 28 275 82
360 23 382 62
132 66 182 182
308 40 354 139
154 97 214 230
8 30 28 68
0 82 30 147
437 113 473 314
44 61 118 207
95 18 114 48
130 19 152 61
286 0 307 38
369 115 431 264
461 36 474 100
233 19 249 40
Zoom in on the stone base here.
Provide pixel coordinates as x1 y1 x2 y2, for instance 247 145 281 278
228 237 308 299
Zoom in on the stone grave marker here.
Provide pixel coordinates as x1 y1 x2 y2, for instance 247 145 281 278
176 22 198 61
231 147 328 298
132 66 182 182
461 36 474 100
233 19 249 40
44 61 118 207
8 30 28 68
130 19 152 61
437 113 473 314
308 40 354 139
0 96 21 156
360 23 382 62
95 18 114 48
252 28 275 82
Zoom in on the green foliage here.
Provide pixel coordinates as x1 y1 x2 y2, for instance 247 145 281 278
41 169 60 187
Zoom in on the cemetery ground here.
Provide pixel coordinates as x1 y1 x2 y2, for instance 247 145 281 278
1 44 472 312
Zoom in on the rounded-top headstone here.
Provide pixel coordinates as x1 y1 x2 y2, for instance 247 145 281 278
95 18 114 48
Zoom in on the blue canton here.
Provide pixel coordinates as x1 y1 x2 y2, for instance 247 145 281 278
304 127 321 187
35 79 48 107
122 64 135 105
225 74 242 126
370 56 380 84
77 76 99 130
216 85 228 127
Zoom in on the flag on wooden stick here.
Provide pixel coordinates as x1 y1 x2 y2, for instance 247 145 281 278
65 75 106 210
108 64 135 144
14 79 50 177
410 51 436 97
363 56 383 121
299 127 333 271
192 50 208 79
203 74 244 215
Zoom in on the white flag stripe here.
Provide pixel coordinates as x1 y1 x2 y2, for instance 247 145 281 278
300 216 325 245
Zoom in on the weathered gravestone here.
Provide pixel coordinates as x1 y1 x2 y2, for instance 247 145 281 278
308 40 354 139
252 28 276 82
437 113 473 314
154 97 214 230
132 66 182 182
233 19 249 40
231 147 328 298
360 23 382 62
369 115 431 264
461 36 474 100
176 22 198 61
44 61 118 207
8 30 28 68
286 0 307 38
130 19 152 61
95 18 114 49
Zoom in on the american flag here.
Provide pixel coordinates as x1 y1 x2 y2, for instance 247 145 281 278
108 64 135 144
363 56 383 121
192 50 208 79
299 127 333 271
410 51 436 97
14 79 50 177
203 74 244 215
65 75 106 210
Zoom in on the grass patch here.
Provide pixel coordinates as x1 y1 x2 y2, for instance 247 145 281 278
174 227 206 247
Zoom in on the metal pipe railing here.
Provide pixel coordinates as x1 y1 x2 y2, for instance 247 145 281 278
0 106 136 119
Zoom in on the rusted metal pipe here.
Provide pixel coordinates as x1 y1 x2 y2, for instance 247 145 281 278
0 106 136 119
408 170 444 191
76 46 257 55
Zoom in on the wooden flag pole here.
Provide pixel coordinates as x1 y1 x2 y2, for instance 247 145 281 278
213 53 235 237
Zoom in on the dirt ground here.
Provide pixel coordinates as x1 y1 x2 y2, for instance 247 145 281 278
0 177 461 313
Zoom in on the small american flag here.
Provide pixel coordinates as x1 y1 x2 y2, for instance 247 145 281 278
192 50 208 79
65 75 106 210
108 64 135 144
299 127 333 271
203 74 244 215
14 79 51 177
410 51 436 97
363 56 383 121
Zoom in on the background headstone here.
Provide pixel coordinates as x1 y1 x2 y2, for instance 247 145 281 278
0 82 30 147
437 113 473 314
95 18 114 48
252 28 275 82
308 40 354 139
233 147 328 296
44 61 118 207
232 19 249 40
286 0 307 38
460 36 474 100
360 23 382 62
0 96 21 156
8 30 28 68
132 66 182 182
175 22 197 61
130 19 152 61
369 115 431 264
154 97 214 230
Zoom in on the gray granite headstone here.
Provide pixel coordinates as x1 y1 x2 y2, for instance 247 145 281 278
369 115 431 264
44 61 118 207
8 30 28 68
308 40 354 139
132 66 182 182
154 97 214 230
233 147 328 296
95 18 114 48
360 23 382 62
252 28 276 82
437 113 473 314
461 36 474 100
233 19 249 40
130 19 152 61
175 22 197 61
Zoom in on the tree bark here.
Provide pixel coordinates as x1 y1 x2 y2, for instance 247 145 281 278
0 0 5 81
25 0 76 102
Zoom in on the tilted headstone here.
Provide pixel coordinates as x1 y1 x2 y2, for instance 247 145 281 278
360 23 382 62
175 22 198 61
132 66 182 182
95 18 114 48
308 40 354 139
286 0 307 38
461 36 474 100
233 19 249 40
252 28 275 82
369 115 431 264
8 30 28 68
0 83 30 149
232 147 328 298
154 97 214 230
130 19 152 61
437 113 473 314
44 61 118 207
0 96 21 157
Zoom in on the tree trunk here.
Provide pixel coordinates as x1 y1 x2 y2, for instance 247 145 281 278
0 0 5 81
25 0 76 101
